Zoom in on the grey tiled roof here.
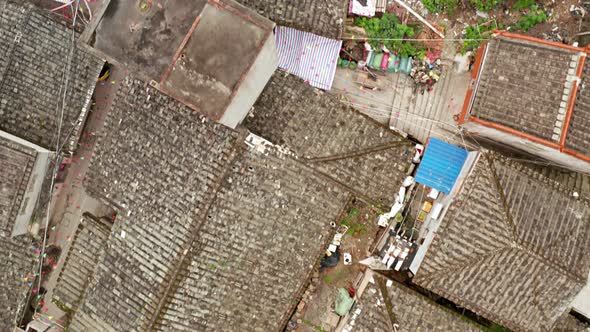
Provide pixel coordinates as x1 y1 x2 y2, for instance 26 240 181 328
234 0 346 38
244 71 413 205
414 152 590 332
568 61 590 156
0 0 103 150
73 78 241 331
0 136 37 237
0 235 36 332
353 273 482 332
154 144 348 331
552 313 590 332
470 37 575 141
53 214 112 312
68 77 354 331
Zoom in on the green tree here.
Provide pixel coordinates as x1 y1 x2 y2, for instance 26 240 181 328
460 20 499 54
355 13 424 58
511 6 548 32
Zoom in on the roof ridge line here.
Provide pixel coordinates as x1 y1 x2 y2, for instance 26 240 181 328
416 246 513 286
514 241 588 284
422 263 527 332
303 140 412 163
414 157 516 283
142 128 250 331
484 153 519 241
493 153 590 206
488 153 590 281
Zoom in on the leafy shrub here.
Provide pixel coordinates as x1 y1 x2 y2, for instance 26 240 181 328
460 20 499 54
511 6 548 32
355 13 424 58
421 0 458 14
470 0 503 12
512 0 535 10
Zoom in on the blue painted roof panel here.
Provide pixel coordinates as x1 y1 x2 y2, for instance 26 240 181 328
415 138 468 193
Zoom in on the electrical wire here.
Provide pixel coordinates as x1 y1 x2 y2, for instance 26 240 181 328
83 0 92 21
50 0 74 12
31 0 80 320
294 67 474 149
341 37 490 42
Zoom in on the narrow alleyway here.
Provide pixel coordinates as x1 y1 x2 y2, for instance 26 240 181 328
40 64 126 321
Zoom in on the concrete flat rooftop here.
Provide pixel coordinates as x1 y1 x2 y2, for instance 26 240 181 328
94 0 208 79
92 0 274 120
159 1 273 120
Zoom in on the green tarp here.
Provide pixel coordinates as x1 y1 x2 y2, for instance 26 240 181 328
335 288 355 316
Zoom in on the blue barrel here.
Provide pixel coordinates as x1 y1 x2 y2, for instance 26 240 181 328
399 57 413 74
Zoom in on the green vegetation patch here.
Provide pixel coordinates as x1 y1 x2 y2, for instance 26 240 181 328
354 13 425 58
421 0 458 14
512 0 535 10
340 207 368 236
460 20 500 54
510 6 548 32
470 0 503 12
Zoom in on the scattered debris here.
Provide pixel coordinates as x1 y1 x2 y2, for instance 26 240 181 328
343 253 352 265
410 57 442 94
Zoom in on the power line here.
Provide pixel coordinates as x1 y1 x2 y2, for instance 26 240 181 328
341 37 488 42
30 0 81 321
281 61 589 174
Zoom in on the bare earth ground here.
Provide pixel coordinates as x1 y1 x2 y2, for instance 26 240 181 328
288 200 384 332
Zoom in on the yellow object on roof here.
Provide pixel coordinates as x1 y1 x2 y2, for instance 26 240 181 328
422 201 433 213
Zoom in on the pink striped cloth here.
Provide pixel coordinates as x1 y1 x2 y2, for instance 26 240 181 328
275 26 342 91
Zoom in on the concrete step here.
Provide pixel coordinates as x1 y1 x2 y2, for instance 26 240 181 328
389 73 413 135
386 61 472 145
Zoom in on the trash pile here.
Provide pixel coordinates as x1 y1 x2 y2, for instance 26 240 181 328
410 57 442 94
542 25 570 43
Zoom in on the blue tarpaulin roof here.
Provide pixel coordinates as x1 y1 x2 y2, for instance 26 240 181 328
415 138 468 194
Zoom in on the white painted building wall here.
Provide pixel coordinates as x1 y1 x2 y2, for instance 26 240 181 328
462 122 590 174
219 30 278 129
572 272 590 320
0 130 51 237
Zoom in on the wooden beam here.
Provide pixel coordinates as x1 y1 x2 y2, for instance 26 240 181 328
393 0 445 39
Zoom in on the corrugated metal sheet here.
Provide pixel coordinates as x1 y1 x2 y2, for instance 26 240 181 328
415 138 468 193
275 26 342 90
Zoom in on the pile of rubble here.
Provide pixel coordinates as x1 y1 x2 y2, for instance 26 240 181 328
410 57 442 94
